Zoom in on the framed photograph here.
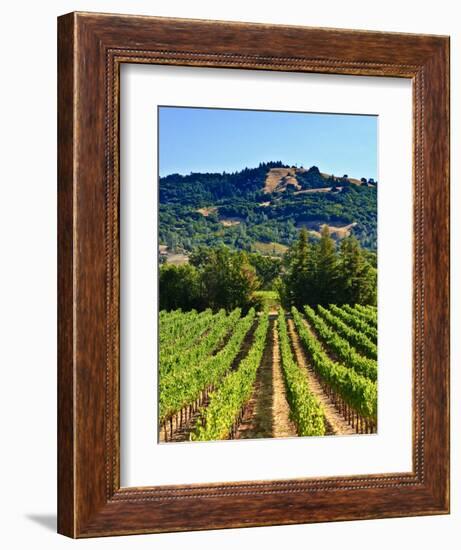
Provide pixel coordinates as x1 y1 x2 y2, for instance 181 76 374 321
58 12 450 537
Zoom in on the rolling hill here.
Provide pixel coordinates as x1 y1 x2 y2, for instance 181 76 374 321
159 162 377 259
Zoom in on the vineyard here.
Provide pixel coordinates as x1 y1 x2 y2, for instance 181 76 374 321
159 304 378 442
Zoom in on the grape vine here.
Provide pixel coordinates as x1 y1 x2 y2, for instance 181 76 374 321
292 307 377 420
277 310 326 436
192 310 269 441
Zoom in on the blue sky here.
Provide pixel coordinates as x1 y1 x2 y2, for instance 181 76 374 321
158 106 377 180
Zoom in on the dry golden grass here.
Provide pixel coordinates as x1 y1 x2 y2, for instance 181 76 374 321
196 206 218 217
296 220 357 240
253 241 288 256
294 186 342 195
264 168 366 195
263 167 301 193
165 253 189 266
327 222 357 238
220 217 241 227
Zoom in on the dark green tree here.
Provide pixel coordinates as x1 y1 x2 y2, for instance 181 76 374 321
315 225 339 305
201 247 259 312
189 246 214 268
159 247 261 312
279 230 377 308
248 253 282 290
279 228 315 308
159 263 201 311
337 236 377 305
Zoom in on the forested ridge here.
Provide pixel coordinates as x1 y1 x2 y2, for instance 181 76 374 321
159 161 377 254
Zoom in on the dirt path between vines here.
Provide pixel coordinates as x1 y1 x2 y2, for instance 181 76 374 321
235 319 274 439
236 318 296 439
287 318 355 436
271 319 297 438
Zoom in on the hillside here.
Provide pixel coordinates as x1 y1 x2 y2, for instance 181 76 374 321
159 162 377 259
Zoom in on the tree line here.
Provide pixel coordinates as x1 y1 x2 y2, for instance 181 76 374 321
159 227 376 312
159 247 260 312
278 227 376 308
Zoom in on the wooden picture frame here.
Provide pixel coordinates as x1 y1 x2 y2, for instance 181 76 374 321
57 12 450 538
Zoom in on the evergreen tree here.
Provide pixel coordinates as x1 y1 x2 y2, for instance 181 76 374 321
315 225 338 305
280 230 377 307
337 237 362 303
337 236 377 305
358 262 377 305
280 228 315 308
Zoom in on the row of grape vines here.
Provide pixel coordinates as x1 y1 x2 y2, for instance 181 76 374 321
303 306 377 381
159 308 254 438
317 305 377 359
192 310 270 441
292 307 377 430
159 309 239 378
277 310 326 436
328 304 377 340
345 304 377 328
159 308 217 361
159 303 378 441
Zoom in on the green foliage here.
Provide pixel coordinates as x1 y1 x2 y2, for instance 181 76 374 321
253 290 280 311
316 225 340 304
352 304 378 326
159 309 216 362
279 228 315 307
159 163 377 313
160 246 259 313
295 166 328 190
159 305 379 439
304 306 377 380
159 264 201 311
248 253 282 289
193 310 269 440
329 304 377 340
277 310 326 436
159 309 254 423
292 307 377 420
160 162 284 205
159 309 240 380
316 305 377 360
159 309 201 345
200 247 260 311
279 230 377 308
159 163 377 253
338 238 377 305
